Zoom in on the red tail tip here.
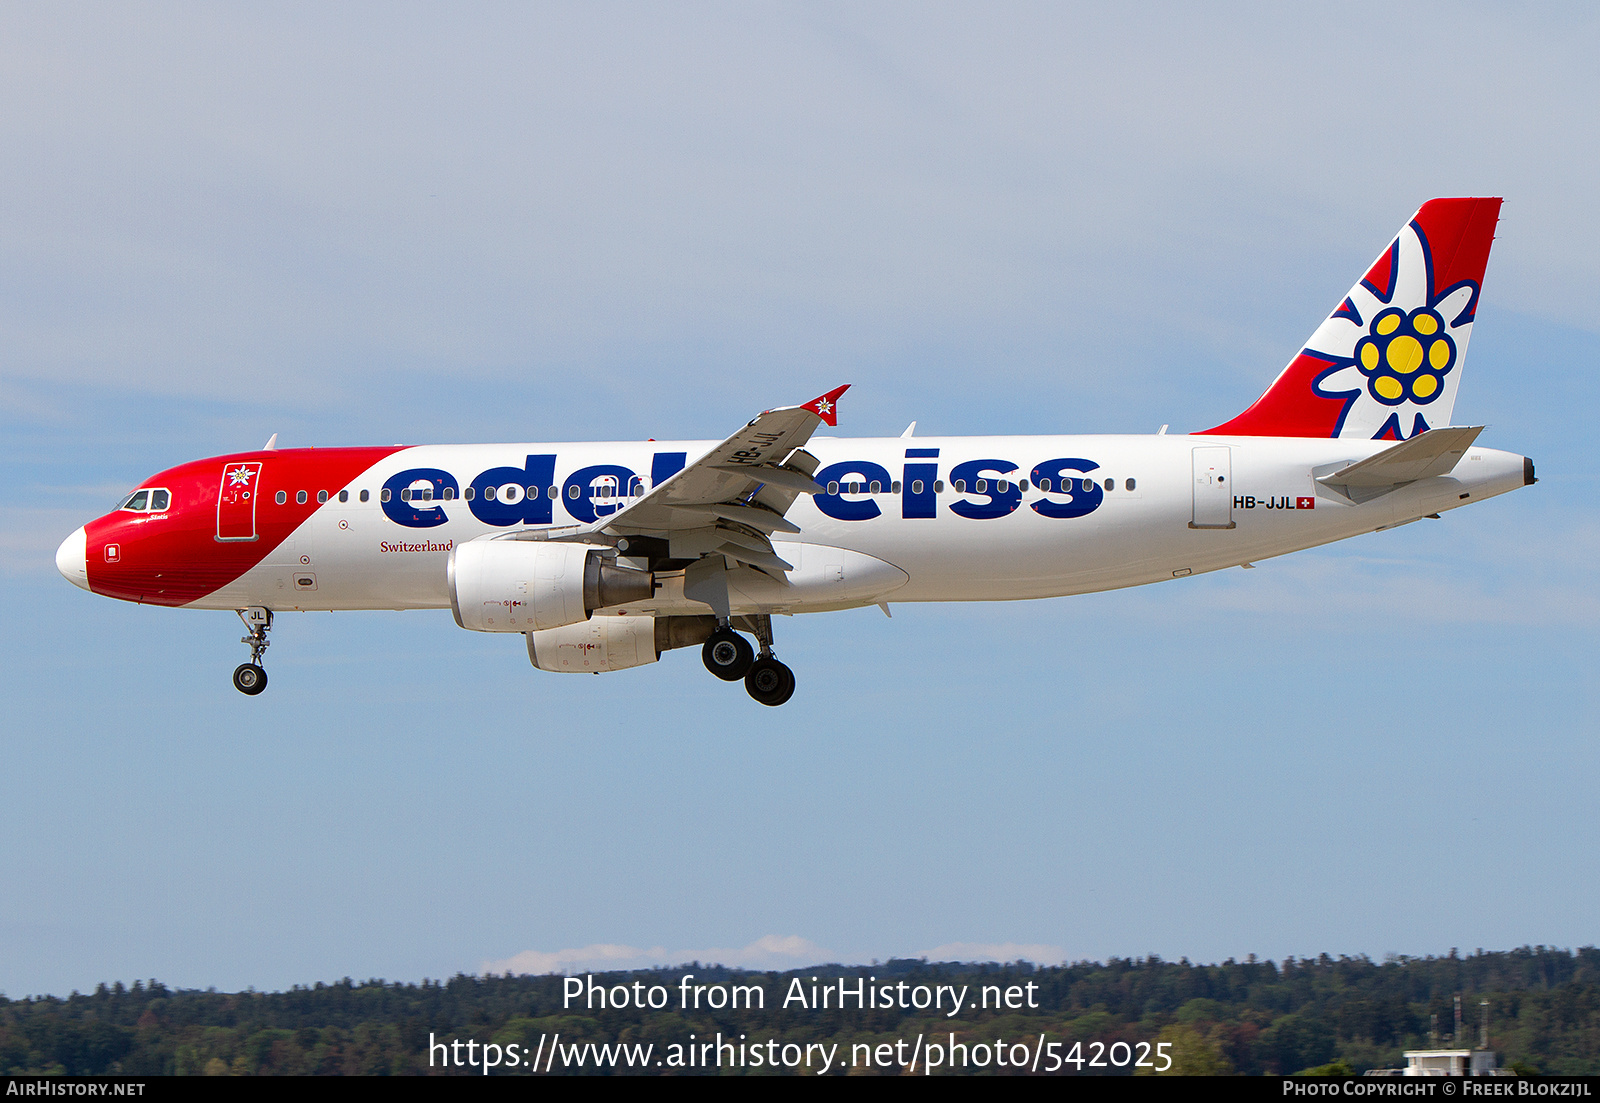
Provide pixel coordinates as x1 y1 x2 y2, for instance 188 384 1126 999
803 384 850 427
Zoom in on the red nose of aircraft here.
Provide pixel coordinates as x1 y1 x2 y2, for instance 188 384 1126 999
56 525 90 591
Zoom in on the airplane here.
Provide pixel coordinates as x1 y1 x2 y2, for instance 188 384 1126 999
55 197 1533 705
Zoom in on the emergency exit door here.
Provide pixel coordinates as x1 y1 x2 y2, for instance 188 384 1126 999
1190 447 1235 529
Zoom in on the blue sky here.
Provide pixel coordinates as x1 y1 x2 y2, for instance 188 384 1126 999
2 2 1597 996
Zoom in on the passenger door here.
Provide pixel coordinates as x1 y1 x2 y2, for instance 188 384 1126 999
217 462 263 541
1190 447 1235 529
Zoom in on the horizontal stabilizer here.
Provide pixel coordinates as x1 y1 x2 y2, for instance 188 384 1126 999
1317 426 1483 489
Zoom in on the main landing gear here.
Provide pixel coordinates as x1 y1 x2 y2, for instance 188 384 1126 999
701 614 795 707
233 607 272 696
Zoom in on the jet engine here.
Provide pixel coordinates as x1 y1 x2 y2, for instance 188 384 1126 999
527 615 720 673
448 540 654 632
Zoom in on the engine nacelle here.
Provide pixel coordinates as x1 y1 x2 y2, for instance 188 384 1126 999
526 616 657 672
448 540 653 633
527 614 720 673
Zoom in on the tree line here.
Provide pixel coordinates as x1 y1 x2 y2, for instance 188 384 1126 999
2 946 1596 1075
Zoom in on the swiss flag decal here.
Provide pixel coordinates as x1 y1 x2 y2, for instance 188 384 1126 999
1297 496 1315 510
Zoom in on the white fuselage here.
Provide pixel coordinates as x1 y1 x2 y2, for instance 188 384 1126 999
189 434 1528 616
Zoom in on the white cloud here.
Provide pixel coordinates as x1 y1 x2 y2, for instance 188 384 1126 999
919 942 1067 965
484 936 1078 976
483 934 833 977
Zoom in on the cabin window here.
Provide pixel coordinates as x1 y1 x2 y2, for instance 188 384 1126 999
827 481 840 495
568 485 580 499
869 480 882 494
974 479 987 494
911 480 924 495
150 489 170 511
953 479 966 493
463 487 474 501
399 489 411 502
360 489 369 502
122 490 149 511
934 480 944 493
338 490 348 503
381 489 391 502
1038 477 1052 492
997 479 1010 493
1104 478 1114 492
296 490 308 505
442 487 455 501
275 491 287 505
317 490 329 503
1125 478 1136 491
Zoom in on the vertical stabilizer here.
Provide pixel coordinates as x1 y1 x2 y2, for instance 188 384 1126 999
1199 197 1501 440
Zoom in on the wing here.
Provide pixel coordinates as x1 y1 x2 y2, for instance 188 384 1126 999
526 385 848 577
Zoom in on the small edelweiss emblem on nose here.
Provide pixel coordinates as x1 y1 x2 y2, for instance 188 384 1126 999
1354 307 1456 406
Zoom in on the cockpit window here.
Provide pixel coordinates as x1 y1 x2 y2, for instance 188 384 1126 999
118 488 172 513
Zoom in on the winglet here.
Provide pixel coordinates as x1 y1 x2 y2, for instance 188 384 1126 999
802 385 850 427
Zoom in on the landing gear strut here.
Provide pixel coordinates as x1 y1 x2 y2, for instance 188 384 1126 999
742 614 795 707
233 607 272 695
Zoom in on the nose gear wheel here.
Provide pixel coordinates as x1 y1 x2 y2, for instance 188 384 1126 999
232 663 268 695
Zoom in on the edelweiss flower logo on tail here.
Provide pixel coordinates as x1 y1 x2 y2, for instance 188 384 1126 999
1307 217 1481 440
1354 306 1456 405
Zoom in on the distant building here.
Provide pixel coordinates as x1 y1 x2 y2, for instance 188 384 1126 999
1364 1050 1509 1076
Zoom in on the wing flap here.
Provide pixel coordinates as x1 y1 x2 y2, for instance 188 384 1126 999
672 502 804 534
710 463 824 495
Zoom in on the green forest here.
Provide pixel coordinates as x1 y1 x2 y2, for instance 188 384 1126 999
3 947 1597 1075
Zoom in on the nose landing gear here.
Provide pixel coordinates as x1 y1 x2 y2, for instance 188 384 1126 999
700 614 796 706
233 607 272 695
